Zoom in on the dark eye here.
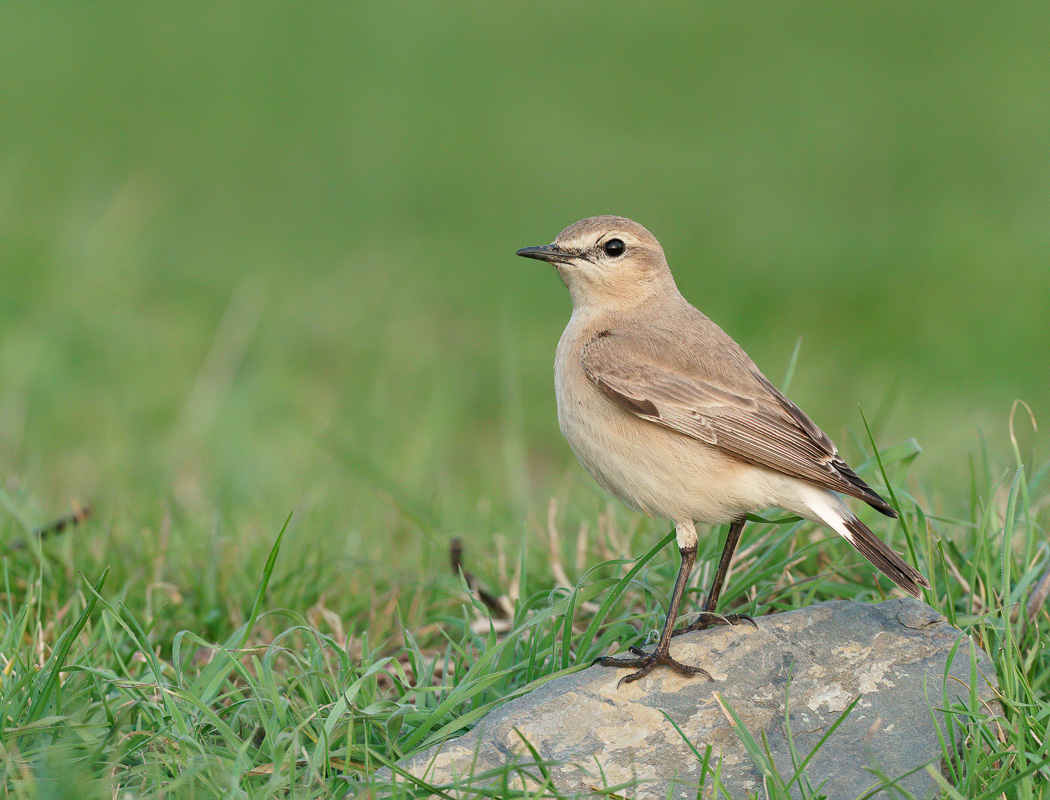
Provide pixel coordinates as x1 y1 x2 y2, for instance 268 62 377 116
603 238 625 257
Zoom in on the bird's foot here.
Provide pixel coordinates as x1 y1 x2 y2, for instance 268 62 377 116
672 611 758 636
593 642 713 687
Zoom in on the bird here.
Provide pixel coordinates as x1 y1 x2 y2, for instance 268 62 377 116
516 215 931 685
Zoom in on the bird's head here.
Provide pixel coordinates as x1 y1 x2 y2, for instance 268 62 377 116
516 216 677 311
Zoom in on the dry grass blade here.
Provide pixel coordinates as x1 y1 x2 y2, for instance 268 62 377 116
449 538 506 619
1020 560 1050 641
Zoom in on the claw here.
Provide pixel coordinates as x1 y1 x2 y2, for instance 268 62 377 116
736 613 759 629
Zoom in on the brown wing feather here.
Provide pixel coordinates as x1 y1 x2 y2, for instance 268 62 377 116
581 332 896 517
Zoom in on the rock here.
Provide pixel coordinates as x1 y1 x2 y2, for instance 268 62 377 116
390 598 998 799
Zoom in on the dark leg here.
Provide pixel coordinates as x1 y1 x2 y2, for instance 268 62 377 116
593 543 713 686
675 516 757 634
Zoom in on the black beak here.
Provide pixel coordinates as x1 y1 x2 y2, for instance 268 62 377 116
515 244 575 264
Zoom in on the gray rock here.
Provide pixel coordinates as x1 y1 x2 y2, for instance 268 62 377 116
390 598 999 799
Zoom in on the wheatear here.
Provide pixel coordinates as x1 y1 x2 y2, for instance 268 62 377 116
517 216 930 684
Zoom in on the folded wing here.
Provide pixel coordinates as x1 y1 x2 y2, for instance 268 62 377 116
581 330 897 517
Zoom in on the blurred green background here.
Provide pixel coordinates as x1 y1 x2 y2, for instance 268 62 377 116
2 5 1047 583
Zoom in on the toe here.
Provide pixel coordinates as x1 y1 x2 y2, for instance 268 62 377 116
595 653 652 669
665 656 713 680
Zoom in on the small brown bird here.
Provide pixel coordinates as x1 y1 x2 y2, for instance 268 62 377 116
517 216 930 684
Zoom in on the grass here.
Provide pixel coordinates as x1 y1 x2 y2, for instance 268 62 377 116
1 3 1049 798
2 431 1048 797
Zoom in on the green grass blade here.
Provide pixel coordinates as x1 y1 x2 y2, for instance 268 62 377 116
190 512 289 704
579 530 676 660
28 567 108 721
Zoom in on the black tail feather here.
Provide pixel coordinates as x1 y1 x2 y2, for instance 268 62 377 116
841 516 931 598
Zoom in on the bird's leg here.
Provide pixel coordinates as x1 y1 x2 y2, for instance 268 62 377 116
594 521 713 686
674 516 757 634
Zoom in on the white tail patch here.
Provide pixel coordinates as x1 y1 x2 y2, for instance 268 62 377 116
790 484 857 541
